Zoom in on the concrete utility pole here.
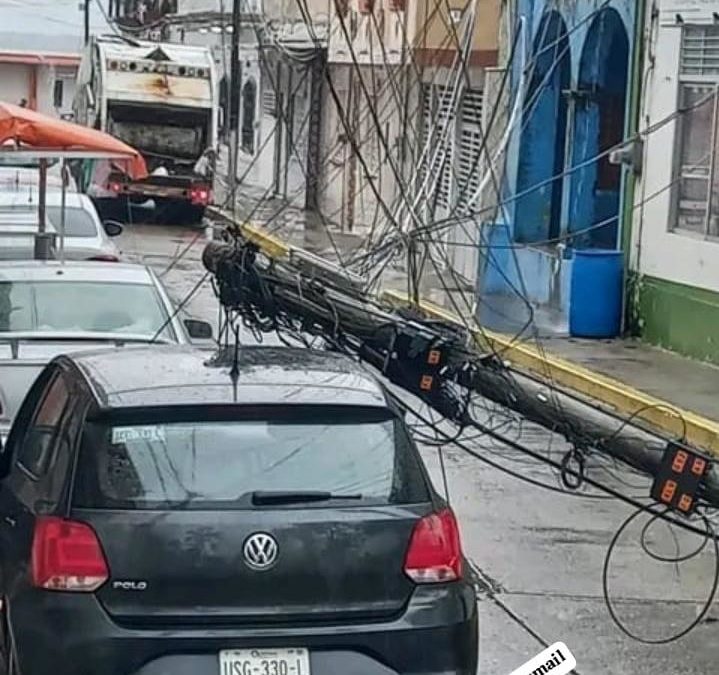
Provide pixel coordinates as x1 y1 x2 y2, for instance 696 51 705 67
84 1 90 45
229 0 242 214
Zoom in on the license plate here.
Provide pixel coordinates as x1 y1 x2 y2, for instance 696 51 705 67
219 648 310 675
131 185 179 196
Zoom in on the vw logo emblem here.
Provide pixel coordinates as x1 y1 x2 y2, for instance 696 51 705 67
243 533 279 570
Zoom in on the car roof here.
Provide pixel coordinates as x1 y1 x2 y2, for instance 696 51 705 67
0 191 89 208
0 261 154 284
66 345 390 410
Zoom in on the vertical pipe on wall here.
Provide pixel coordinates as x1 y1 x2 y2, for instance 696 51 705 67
620 0 648 334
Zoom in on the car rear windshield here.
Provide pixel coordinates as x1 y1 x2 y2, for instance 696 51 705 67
47 206 98 237
72 417 430 509
0 281 173 339
0 205 97 237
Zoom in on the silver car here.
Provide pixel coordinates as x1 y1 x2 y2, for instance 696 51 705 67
0 191 122 262
0 261 213 439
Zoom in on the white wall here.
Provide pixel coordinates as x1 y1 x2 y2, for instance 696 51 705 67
632 16 719 294
0 64 32 107
0 62 77 118
36 66 77 118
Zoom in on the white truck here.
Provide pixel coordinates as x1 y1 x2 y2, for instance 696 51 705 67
74 35 219 224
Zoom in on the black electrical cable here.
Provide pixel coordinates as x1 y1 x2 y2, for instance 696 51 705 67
602 504 719 644
150 271 210 343
640 507 711 564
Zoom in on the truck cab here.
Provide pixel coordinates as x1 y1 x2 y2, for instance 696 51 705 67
74 36 219 224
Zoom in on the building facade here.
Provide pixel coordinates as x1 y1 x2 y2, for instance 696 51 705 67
321 0 501 271
627 1 719 363
0 51 79 119
480 0 637 334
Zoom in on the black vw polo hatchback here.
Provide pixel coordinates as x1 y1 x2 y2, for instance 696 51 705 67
0 345 478 675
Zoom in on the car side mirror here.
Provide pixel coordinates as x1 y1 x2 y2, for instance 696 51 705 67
103 220 124 237
184 319 213 340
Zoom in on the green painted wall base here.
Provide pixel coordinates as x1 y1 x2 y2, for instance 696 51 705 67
628 274 719 365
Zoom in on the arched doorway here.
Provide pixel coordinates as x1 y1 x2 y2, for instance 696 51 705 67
568 9 629 249
514 11 571 244
241 79 257 154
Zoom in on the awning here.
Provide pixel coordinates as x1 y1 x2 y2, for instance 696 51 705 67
0 102 147 179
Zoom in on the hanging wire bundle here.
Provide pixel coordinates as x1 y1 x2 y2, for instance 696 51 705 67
142 0 719 643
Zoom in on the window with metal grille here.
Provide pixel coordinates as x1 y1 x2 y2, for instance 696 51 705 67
674 27 719 236
456 88 483 211
674 84 719 235
417 84 434 200
456 128 483 211
681 26 719 77
433 85 455 209
263 88 277 117
460 88 483 125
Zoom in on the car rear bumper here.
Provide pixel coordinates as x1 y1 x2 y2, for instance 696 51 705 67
9 584 478 675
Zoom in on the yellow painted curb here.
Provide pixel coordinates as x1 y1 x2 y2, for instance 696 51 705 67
383 290 719 455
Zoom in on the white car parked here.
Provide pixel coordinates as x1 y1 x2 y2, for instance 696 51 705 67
0 260 214 440
0 191 122 262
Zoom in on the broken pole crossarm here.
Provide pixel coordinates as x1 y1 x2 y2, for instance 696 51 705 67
202 239 719 508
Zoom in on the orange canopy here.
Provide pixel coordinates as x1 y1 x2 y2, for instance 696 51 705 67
0 102 147 179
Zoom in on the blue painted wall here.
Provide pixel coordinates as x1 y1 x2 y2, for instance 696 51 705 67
514 11 571 244
479 0 636 335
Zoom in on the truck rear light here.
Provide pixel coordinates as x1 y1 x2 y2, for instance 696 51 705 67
31 517 109 592
190 186 211 206
404 509 463 584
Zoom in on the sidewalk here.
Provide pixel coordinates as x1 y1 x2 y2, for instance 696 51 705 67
209 200 719 454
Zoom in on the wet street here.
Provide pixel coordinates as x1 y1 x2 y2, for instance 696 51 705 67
119 221 719 675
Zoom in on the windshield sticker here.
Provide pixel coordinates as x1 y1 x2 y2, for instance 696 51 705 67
111 426 166 445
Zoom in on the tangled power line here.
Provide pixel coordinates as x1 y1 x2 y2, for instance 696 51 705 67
148 0 719 644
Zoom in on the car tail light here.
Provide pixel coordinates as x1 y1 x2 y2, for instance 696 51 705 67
31 517 109 592
87 254 120 262
108 181 122 194
190 186 211 206
404 509 463 584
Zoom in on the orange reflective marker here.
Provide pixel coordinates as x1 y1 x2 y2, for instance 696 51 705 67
420 375 433 391
672 450 688 473
692 457 707 476
427 350 441 366
678 494 693 512
661 480 677 503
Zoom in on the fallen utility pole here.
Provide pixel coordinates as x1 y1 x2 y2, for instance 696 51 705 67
202 237 719 507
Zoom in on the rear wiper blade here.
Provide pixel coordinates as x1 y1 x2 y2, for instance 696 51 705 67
251 490 363 505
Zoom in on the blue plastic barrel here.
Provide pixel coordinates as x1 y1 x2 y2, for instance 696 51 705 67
569 249 623 338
